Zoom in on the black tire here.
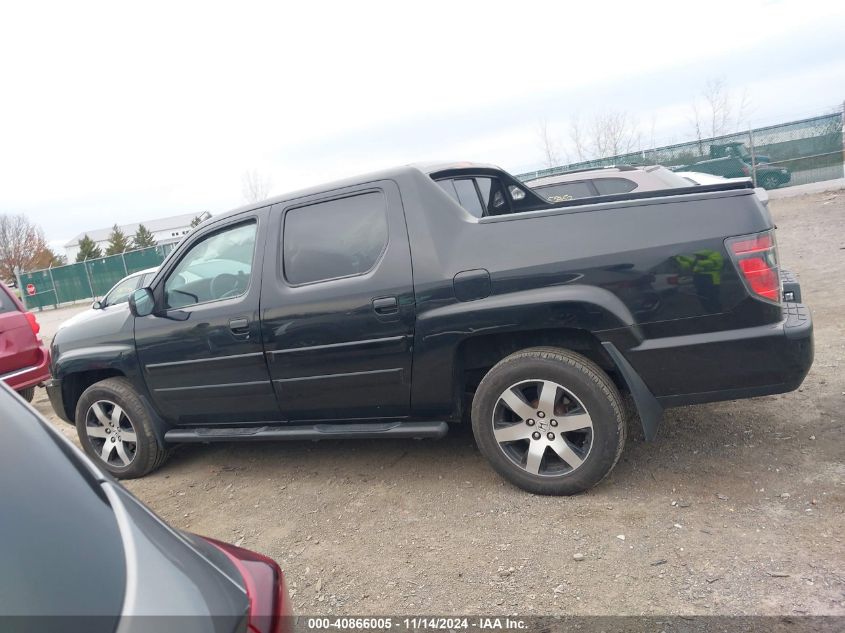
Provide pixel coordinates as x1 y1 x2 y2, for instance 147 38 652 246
471 347 625 495
75 377 169 479
18 386 35 402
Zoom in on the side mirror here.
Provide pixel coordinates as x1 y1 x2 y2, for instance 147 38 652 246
92 300 103 310
128 287 155 317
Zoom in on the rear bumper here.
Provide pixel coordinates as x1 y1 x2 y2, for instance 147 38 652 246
625 302 813 408
1 343 51 393
46 377 72 423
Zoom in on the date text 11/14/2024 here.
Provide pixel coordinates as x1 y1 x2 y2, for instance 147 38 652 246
305 617 527 631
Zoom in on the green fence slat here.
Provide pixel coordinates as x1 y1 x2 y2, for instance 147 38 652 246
19 245 167 308
517 112 844 185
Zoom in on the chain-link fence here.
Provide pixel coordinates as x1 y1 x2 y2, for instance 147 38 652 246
17 245 172 310
518 110 845 188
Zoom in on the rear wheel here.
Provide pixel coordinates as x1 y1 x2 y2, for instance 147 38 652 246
471 347 625 495
75 377 169 478
18 386 35 402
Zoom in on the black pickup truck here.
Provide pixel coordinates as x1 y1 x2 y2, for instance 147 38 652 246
47 162 813 495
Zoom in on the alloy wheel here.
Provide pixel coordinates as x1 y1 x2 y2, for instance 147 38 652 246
85 400 138 468
492 379 593 476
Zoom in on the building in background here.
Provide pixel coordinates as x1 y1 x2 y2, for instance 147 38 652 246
64 211 210 261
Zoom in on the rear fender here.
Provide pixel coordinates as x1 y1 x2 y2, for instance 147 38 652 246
411 285 642 417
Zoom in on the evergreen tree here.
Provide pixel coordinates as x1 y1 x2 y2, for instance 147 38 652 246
132 224 157 249
105 224 131 255
75 234 102 262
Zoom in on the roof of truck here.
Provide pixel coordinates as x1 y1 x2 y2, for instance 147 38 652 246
219 161 501 221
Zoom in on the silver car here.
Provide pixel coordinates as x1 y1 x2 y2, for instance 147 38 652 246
525 165 693 202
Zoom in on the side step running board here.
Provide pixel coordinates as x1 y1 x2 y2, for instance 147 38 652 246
164 421 449 443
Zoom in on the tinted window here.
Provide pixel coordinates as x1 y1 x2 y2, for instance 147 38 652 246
536 181 594 202
453 179 485 217
165 221 256 308
476 177 510 215
593 178 637 195
284 191 388 285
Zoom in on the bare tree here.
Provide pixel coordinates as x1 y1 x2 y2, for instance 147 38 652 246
690 100 705 155
569 110 641 161
537 118 563 168
241 169 271 203
734 86 754 131
702 77 732 138
590 110 641 158
0 214 52 281
689 77 753 143
569 113 589 162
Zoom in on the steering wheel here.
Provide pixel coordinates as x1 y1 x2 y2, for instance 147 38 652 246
210 273 241 299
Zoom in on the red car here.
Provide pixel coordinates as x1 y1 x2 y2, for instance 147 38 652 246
0 283 50 401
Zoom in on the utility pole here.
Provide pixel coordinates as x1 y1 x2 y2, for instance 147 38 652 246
13 266 25 310
48 265 57 309
748 126 758 187
83 258 95 299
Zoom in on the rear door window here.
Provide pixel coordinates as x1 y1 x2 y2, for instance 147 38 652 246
593 178 637 195
283 191 389 285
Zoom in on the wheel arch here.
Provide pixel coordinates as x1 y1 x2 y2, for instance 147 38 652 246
62 370 170 447
412 284 642 419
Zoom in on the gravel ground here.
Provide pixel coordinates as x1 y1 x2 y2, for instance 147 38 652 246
33 190 845 616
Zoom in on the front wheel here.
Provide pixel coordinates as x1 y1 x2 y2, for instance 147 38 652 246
75 377 169 479
471 347 626 495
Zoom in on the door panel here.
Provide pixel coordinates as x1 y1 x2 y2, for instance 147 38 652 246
134 213 278 425
261 181 415 422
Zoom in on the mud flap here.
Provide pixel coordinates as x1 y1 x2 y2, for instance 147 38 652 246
601 341 663 441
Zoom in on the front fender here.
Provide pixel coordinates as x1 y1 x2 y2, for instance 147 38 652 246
52 344 138 380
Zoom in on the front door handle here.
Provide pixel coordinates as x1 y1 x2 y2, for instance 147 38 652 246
372 296 399 315
229 317 250 336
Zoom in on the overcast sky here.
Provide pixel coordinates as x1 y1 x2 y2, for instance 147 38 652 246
1 0 843 250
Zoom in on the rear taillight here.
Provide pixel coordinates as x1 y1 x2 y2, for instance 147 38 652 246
201 537 290 633
24 312 41 335
726 230 781 303
741 164 750 176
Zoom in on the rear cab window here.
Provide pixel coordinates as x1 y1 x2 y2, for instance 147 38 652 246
436 177 512 218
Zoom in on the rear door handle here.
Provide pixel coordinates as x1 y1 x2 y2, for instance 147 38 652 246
372 296 399 314
229 317 250 335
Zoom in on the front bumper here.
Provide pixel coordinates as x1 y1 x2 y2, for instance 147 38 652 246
625 302 813 408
